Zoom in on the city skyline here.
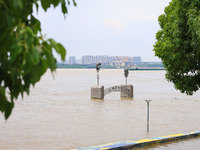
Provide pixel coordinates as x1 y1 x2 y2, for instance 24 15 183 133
58 55 163 68
66 54 142 60
61 55 142 67
63 55 162 62
64 55 162 63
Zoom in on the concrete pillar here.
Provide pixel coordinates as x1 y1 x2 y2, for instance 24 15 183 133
120 85 133 98
91 86 104 99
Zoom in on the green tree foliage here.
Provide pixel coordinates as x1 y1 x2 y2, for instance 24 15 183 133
0 0 76 119
154 0 200 95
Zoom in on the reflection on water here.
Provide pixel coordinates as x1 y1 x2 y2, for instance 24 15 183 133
0 69 200 149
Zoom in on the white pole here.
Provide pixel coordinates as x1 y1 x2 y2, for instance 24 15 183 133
145 100 152 132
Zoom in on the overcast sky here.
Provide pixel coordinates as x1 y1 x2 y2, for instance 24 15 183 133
34 0 171 62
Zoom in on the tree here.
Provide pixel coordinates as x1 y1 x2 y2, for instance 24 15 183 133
0 0 76 119
154 0 200 95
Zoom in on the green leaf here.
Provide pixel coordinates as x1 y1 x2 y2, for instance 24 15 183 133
25 27 34 46
48 38 57 49
0 87 6 112
48 39 66 61
41 0 51 11
10 43 22 62
31 47 41 65
34 2 39 12
51 0 60 7
72 0 77 6
5 101 14 120
57 43 66 61
31 16 41 34
61 0 68 14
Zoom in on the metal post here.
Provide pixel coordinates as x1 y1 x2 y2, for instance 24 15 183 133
124 69 129 85
96 63 101 86
97 70 99 86
145 100 152 132
147 102 149 132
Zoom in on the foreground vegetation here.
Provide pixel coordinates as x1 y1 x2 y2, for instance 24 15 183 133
0 0 76 119
154 0 200 95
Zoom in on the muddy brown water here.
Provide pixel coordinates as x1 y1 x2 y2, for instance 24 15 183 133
0 69 200 149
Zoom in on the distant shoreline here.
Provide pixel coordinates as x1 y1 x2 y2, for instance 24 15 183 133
127 67 165 70
56 66 165 70
57 62 164 70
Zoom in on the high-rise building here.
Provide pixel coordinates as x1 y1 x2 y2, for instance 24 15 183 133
69 56 76 64
82 55 94 64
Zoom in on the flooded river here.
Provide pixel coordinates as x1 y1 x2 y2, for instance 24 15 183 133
0 69 200 149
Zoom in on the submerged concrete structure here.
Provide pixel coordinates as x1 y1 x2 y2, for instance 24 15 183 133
91 85 133 99
120 85 133 98
91 86 104 99
91 64 133 99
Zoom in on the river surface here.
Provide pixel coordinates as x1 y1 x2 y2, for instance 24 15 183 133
0 69 200 149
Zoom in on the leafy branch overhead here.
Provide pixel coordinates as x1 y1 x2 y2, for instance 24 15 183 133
154 0 200 95
0 0 76 119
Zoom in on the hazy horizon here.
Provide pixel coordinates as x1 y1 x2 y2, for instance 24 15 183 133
65 55 161 62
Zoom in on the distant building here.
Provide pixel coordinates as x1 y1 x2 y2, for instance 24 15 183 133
69 56 76 64
81 55 142 67
133 56 141 62
82 55 94 64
